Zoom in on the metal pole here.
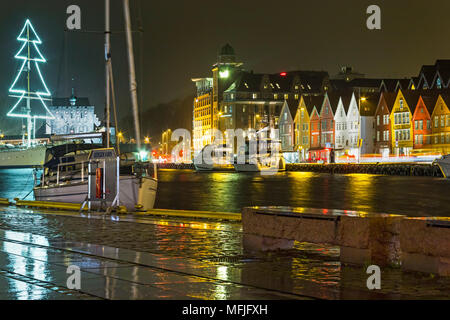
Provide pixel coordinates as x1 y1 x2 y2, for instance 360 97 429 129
27 24 31 148
108 61 120 154
105 0 111 148
123 0 142 150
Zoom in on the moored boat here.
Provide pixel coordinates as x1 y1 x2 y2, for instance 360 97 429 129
434 154 450 178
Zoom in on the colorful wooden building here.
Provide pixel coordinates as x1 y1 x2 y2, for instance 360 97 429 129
390 90 421 156
374 92 396 158
294 95 323 161
431 94 450 154
411 95 437 151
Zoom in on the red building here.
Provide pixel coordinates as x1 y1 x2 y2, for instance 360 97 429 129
412 95 437 150
374 91 396 157
307 93 339 163
320 93 339 149
308 106 323 162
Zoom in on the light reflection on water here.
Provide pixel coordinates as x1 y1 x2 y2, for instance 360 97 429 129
1 169 449 217
154 170 450 217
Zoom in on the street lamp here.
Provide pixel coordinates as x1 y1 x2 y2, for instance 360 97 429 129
358 94 366 164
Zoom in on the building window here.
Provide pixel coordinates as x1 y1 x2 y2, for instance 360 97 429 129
399 99 404 109
377 115 380 125
441 116 445 127
284 94 289 100
435 116 439 128
252 93 257 99
427 120 431 129
274 94 278 99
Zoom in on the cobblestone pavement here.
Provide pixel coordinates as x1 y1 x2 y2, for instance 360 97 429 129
0 206 449 300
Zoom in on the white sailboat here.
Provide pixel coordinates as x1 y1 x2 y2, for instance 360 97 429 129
33 0 157 211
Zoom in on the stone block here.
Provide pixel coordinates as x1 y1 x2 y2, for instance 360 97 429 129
339 214 403 266
242 233 294 252
402 252 450 276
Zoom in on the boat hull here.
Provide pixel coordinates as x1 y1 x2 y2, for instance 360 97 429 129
34 175 157 211
436 155 450 178
0 146 46 168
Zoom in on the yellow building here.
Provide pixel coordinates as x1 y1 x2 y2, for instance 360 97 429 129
431 94 450 154
294 95 323 161
192 89 214 152
390 90 420 156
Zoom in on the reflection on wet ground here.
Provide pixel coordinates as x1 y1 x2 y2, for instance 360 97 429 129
0 207 449 300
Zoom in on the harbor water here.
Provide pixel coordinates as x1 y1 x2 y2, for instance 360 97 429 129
1 168 449 217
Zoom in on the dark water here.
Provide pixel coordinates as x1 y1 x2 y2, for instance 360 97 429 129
154 169 450 217
1 168 449 217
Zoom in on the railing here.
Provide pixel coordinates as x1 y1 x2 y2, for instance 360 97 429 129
56 160 89 185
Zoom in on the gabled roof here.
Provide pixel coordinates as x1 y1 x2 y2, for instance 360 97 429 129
339 93 353 113
397 79 411 91
377 92 397 114
433 68 450 88
400 90 421 114
419 94 439 116
439 94 450 109
301 95 324 116
323 92 342 114
380 79 401 92
419 65 437 88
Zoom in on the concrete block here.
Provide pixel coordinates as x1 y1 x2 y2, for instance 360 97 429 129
402 252 450 276
242 233 294 252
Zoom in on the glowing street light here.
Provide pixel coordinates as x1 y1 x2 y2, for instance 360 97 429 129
219 69 229 79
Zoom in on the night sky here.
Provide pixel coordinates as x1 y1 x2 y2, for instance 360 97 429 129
1 0 450 134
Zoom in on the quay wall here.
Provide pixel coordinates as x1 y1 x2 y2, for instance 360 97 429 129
155 162 444 177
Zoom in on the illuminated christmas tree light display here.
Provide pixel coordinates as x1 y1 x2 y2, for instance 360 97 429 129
7 19 54 147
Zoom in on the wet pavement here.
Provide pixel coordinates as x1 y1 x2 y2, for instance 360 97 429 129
0 206 450 300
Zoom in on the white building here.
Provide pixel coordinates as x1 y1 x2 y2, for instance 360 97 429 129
46 94 100 135
346 93 361 157
279 100 295 152
334 94 352 151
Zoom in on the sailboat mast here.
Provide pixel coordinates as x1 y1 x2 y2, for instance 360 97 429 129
123 0 141 150
105 0 111 148
26 23 31 147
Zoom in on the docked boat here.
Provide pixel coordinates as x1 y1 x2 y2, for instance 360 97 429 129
194 144 234 171
234 138 286 173
434 154 450 178
0 144 47 168
35 0 158 212
34 147 157 211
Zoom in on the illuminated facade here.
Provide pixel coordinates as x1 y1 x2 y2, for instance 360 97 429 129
412 95 436 150
46 94 100 135
193 44 331 151
294 96 322 161
390 90 420 156
191 79 213 152
375 92 396 157
431 94 450 154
